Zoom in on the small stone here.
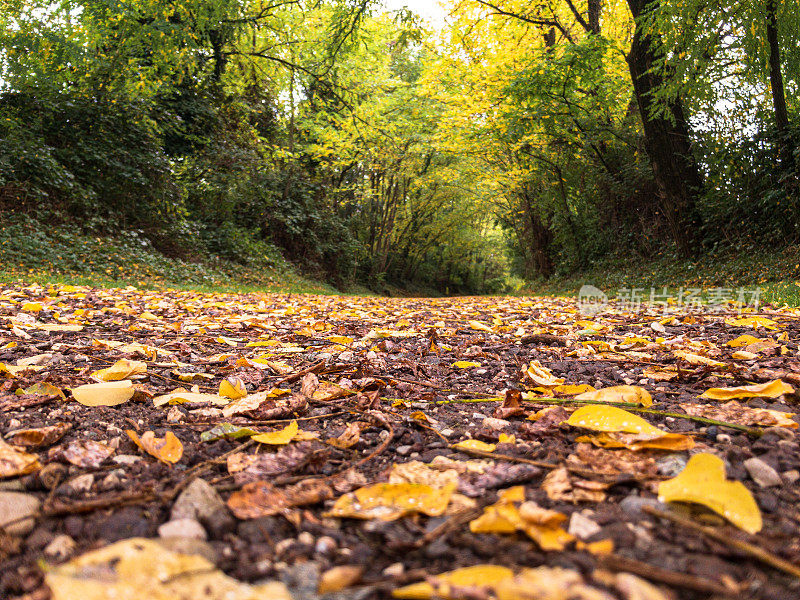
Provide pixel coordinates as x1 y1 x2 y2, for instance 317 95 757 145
0 491 41 536
655 454 687 477
481 417 510 431
171 478 226 521
472 412 486 421
743 457 782 488
439 429 454 438
396 445 413 456
716 433 732 443
275 538 295 555
297 531 314 546
44 534 76 560
781 470 799 485
338 351 354 362
315 535 337 555
315 352 333 361
383 562 404 577
112 454 141 465
618 495 665 519
64 473 94 495
100 470 125 490
158 518 207 540
568 512 601 539
166 406 184 423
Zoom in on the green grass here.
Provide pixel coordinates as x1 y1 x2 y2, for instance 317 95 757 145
0 215 339 295
522 246 800 307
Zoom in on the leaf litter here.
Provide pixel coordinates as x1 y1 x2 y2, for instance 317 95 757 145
0 283 799 599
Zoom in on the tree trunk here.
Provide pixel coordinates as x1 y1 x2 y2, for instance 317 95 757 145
766 0 789 132
626 0 703 257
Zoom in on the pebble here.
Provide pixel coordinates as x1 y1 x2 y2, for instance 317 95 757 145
782 470 799 485
158 518 207 540
171 478 226 521
439 428 454 438
618 495 665 519
481 417 510 431
655 454 687 477
383 563 405 577
64 473 94 495
166 406 184 423
396 445 413 456
297 531 314 546
0 491 41 535
112 454 142 465
100 469 126 490
315 535 337 555
743 457 782 488
44 534 76 560
568 512 601 539
472 412 486 420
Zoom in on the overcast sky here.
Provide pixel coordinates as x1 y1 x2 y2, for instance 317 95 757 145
381 0 447 26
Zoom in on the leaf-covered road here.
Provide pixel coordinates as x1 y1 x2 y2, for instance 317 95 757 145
1 284 799 599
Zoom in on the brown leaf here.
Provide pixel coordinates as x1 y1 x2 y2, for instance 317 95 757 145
227 442 327 484
228 478 334 519
493 389 524 419
542 467 608 503
56 439 115 468
126 430 183 464
0 438 41 478
6 422 71 447
326 422 362 449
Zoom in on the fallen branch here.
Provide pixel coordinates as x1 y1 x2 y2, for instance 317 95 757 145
597 553 737 595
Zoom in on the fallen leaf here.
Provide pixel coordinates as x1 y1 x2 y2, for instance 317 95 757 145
126 430 183 464
393 565 514 600
251 420 299 445
219 376 248 399
59 439 115 468
699 379 794 401
673 350 727 369
725 316 777 329
575 431 694 451
495 567 613 600
726 334 764 347
566 405 663 435
575 385 653 407
20 382 66 400
90 359 146 381
318 566 364 594
324 482 456 521
658 452 762 534
469 486 574 550
682 401 797 429
542 467 608 503
453 439 497 452
71 381 135 406
453 361 481 369
0 438 41 478
5 423 71 447
521 360 565 387
326 422 361 449
44 537 291 600
228 478 335 519
469 320 494 332
153 390 229 407
199 423 260 442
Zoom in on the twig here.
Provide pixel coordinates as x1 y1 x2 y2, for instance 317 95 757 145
643 506 800 580
597 553 736 595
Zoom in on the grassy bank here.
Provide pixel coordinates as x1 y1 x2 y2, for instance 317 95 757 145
525 246 800 307
0 216 338 295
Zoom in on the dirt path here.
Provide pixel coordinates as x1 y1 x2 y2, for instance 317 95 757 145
1 284 799 599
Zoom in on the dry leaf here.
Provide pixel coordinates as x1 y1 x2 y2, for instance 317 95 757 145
318 566 364 594
90 359 146 381
45 537 291 600
469 320 494 332
6 422 71 447
153 390 228 407
521 360 565 387
324 482 456 521
59 439 115 468
251 420 299 445
126 430 183 464
566 405 663 435
658 453 762 534
326 422 361 449
393 565 514 600
71 381 135 406
699 379 794 401
228 478 335 519
453 361 481 369
682 401 797 429
724 316 777 329
542 467 608 503
453 439 497 452
0 438 41 478
575 385 653 407
219 377 248 399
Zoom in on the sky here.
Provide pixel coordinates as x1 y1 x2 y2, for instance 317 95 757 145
381 0 448 27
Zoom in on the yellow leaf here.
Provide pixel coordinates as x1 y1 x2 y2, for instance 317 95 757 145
498 433 516 444
732 351 758 360
700 379 794 400
219 377 247 399
575 431 694 451
324 482 456 521
469 320 494 332
726 334 764 347
21 302 43 312
673 350 727 368
22 382 66 399
126 430 183 464
658 453 761 534
725 316 777 329
153 391 228 407
550 384 595 396
566 405 662 435
71 381 135 406
44 537 291 600
251 420 299 445
521 361 565 387
469 487 573 551
327 336 354 345
453 361 481 369
393 565 514 600
317 566 363 594
575 385 653 407
91 359 147 381
453 439 497 452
